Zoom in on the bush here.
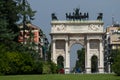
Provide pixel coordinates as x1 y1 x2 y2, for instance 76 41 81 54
0 44 10 75
112 54 120 76
50 62 57 74
0 44 57 75
42 62 51 74
0 44 35 75
33 61 43 74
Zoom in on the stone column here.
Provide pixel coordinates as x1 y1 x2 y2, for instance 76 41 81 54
99 40 104 73
64 40 70 74
86 39 91 73
52 40 57 64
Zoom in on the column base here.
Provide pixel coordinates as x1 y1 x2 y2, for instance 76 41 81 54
86 67 91 73
98 67 104 73
64 67 70 74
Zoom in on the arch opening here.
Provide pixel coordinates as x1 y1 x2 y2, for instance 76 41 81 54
91 55 98 73
57 55 64 70
70 44 85 73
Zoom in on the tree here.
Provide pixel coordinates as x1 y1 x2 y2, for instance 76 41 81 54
0 0 17 43
17 0 39 59
75 48 85 72
0 0 57 75
17 0 36 44
0 0 20 42
0 44 10 75
0 0 22 55
0 19 13 41
112 50 120 76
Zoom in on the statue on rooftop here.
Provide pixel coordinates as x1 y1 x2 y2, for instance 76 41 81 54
97 13 103 20
65 8 89 21
51 13 58 20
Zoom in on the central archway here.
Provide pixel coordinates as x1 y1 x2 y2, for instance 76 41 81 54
70 44 84 73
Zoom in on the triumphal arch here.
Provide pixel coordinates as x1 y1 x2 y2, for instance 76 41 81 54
50 9 104 74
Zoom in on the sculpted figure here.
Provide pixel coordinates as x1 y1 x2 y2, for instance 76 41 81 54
97 13 103 20
51 13 58 20
65 8 89 21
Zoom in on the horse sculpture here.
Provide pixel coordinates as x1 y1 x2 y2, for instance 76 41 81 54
51 13 58 20
65 8 89 21
97 13 103 20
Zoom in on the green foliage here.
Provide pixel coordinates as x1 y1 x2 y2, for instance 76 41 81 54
49 62 57 74
57 56 64 69
91 56 98 72
109 50 118 64
112 50 120 76
75 48 85 72
42 61 57 74
16 0 36 22
0 0 38 74
5 51 22 74
0 43 35 75
0 44 10 75
0 0 19 33
0 0 56 75
0 19 15 42
33 61 43 74
42 62 51 74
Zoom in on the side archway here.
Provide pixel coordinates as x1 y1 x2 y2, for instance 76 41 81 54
57 55 64 69
91 55 98 73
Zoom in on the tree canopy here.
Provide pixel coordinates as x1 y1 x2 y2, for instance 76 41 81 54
0 0 57 75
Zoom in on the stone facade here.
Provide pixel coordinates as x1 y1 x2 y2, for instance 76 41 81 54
50 20 104 74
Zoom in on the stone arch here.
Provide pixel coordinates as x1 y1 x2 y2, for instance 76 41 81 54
50 20 104 74
69 40 84 50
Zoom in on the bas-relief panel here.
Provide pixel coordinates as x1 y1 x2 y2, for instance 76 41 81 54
51 23 103 33
88 24 103 32
51 24 67 33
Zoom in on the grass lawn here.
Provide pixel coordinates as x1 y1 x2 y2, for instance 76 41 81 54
0 74 120 80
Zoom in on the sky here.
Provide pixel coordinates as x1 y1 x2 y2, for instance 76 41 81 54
28 0 120 70
29 0 120 41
